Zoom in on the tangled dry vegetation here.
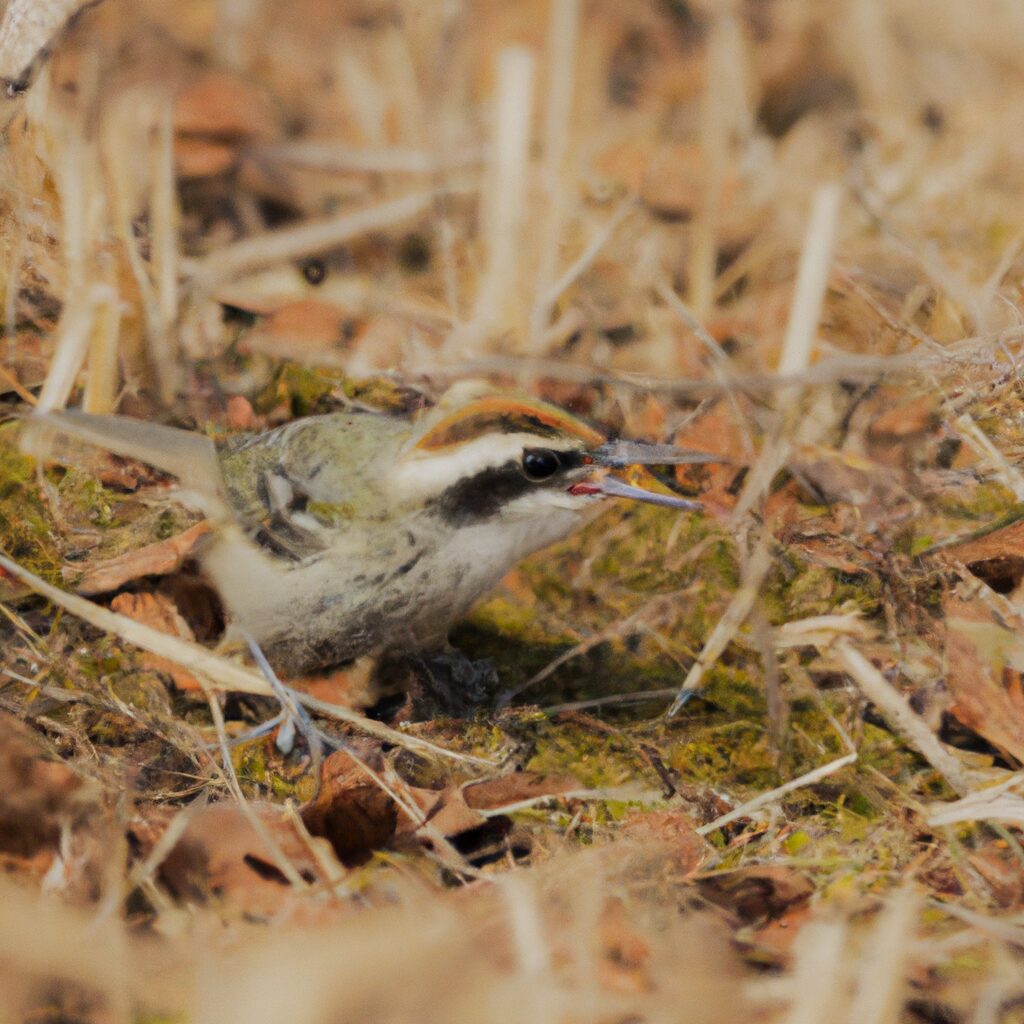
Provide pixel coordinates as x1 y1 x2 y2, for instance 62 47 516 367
3 0 1024 1021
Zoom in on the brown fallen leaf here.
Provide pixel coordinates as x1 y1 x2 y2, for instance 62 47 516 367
941 517 1024 594
301 749 399 866
173 71 277 138
225 395 260 432
0 712 103 896
173 71 278 178
174 136 237 178
304 752 579 866
159 801 342 920
866 393 941 470
943 591 1024 765
74 521 212 596
695 866 814 926
287 658 378 709
462 772 580 811
597 896 653 994
619 809 709 875
109 591 203 692
969 846 1024 909
673 398 752 516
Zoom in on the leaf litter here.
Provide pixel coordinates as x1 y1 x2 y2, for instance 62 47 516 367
2 1 1024 1023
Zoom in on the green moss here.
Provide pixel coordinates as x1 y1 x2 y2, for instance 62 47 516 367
784 830 811 854
255 364 348 416
56 468 120 528
934 480 1017 520
230 735 317 801
0 427 63 587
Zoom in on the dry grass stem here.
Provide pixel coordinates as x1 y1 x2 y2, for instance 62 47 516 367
668 535 773 713
467 46 535 350
834 641 973 797
191 190 441 289
0 551 495 766
695 752 857 836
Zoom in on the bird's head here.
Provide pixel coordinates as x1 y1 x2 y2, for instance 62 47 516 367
388 392 723 528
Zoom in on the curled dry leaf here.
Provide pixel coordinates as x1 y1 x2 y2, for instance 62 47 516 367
865 392 941 468
159 802 342 920
73 521 212 596
941 517 1024 594
173 71 279 178
303 748 582 866
943 592 1024 765
301 749 399 867
695 866 814 926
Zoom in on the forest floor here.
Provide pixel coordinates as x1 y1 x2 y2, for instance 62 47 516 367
2 1 1024 1023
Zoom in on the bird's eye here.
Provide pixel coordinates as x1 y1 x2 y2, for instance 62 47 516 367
522 448 562 481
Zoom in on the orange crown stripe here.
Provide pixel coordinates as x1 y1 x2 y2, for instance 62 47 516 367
415 396 604 451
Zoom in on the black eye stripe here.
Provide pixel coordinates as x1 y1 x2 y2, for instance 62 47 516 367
433 448 588 524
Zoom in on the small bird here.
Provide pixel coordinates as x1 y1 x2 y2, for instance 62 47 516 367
32 389 722 677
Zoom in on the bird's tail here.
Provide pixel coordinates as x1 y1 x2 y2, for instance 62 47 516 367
24 409 229 517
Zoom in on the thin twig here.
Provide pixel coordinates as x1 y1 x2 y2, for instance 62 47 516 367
667 533 773 715
0 551 497 768
834 640 972 797
696 752 857 836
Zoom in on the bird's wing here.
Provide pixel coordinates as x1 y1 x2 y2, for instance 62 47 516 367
217 413 408 560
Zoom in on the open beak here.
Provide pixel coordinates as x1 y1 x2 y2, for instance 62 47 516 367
568 475 703 510
566 439 730 511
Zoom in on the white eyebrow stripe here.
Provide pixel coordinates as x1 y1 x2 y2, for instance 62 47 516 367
389 433 580 503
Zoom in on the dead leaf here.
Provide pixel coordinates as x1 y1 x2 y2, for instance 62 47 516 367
943 592 1024 764
304 754 578 867
695 866 814 925
0 713 103 895
287 658 378 709
399 773 578 861
174 136 237 178
173 71 278 178
598 896 653 993
301 749 399 866
462 772 580 811
174 71 276 139
74 521 212 595
109 592 203 692
225 395 259 431
749 901 813 960
942 518 1024 594
160 801 341 919
867 393 940 443
673 399 752 515
619 810 709 874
